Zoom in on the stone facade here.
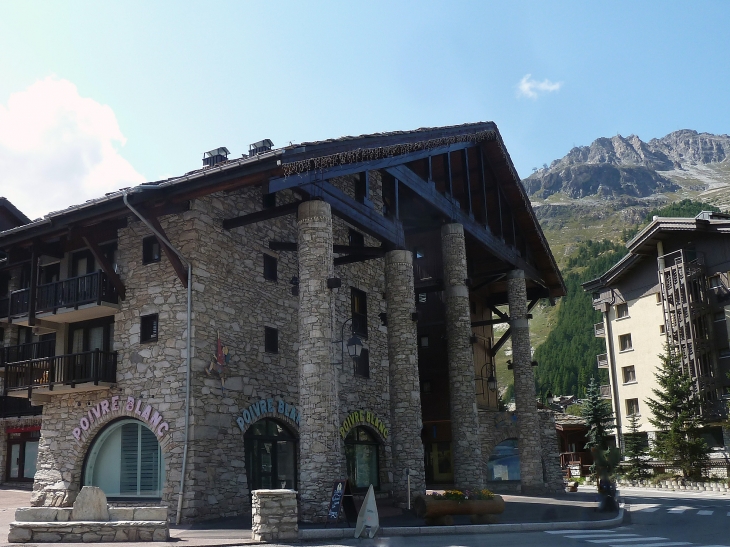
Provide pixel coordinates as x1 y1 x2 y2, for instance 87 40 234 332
385 250 425 503
251 489 298 542
507 269 543 492
441 224 484 490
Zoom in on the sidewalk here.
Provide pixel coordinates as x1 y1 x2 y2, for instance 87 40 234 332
0 488 622 546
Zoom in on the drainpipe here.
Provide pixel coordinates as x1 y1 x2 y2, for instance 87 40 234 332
122 190 192 525
603 291 622 451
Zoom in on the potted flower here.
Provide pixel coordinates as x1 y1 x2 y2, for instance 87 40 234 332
413 489 505 525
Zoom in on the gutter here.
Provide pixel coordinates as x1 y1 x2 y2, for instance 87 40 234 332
122 190 192 526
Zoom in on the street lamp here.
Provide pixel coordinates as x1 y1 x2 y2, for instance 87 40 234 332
336 317 364 373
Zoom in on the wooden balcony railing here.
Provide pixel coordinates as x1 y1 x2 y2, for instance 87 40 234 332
0 340 56 367
3 350 117 395
596 353 609 369
560 451 592 470
594 322 605 337
0 396 42 418
8 271 119 317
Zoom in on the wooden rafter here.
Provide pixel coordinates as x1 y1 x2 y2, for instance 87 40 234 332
268 241 385 256
82 235 126 300
223 201 301 230
144 215 188 288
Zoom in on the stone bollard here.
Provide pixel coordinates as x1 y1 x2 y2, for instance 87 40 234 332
251 490 298 542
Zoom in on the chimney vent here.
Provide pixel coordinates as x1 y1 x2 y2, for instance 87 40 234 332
249 139 274 156
203 147 230 168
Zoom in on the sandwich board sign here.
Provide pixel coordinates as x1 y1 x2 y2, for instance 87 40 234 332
354 484 379 538
325 479 357 527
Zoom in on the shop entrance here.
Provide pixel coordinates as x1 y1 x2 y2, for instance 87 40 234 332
244 419 297 490
6 429 40 483
344 426 380 491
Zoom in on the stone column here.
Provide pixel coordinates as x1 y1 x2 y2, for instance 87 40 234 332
297 201 340 521
441 223 484 490
507 269 543 492
385 250 426 504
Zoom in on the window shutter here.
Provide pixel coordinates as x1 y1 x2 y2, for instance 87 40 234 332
120 423 139 495
139 427 160 494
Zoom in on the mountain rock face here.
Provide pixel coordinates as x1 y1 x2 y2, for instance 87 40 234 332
524 130 730 199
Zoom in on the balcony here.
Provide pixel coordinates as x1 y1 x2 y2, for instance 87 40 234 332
599 385 611 399
596 353 609 369
4 350 117 398
594 322 605 337
0 396 42 418
3 271 119 324
0 340 56 368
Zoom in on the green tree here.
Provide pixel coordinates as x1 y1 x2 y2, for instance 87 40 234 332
623 412 651 481
645 347 709 479
582 377 616 451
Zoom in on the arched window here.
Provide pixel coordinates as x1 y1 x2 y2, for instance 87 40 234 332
487 438 520 481
345 426 380 491
244 418 297 490
84 419 164 498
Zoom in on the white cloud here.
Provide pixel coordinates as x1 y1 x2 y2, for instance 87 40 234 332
0 77 145 220
517 74 563 99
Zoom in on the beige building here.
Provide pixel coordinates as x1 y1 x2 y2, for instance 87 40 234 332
585 212 730 460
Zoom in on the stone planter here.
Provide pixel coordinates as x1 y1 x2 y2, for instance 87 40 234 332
414 496 505 525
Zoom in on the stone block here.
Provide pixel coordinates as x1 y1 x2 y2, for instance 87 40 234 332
133 506 168 521
56 508 72 521
7 526 32 543
15 507 61 522
71 486 109 521
152 527 169 541
108 507 135 521
34 532 62 542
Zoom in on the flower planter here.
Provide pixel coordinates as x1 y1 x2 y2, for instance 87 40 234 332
414 496 505 525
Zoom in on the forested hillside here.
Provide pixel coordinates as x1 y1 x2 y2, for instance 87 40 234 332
532 200 717 399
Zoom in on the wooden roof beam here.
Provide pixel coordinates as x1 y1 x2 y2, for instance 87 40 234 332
82 235 126 300
223 201 301 230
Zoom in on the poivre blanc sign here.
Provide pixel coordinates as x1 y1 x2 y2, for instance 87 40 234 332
72 395 170 441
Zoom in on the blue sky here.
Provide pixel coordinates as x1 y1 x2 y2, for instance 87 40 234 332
1 1 728 219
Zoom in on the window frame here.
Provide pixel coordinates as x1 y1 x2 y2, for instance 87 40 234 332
618 333 633 352
351 288 368 339
142 236 161 265
622 365 637 384
625 398 640 416
264 326 278 354
263 254 278 282
140 314 159 344
616 303 629 319
354 348 370 379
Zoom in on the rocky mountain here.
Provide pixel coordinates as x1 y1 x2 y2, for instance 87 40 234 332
524 130 730 200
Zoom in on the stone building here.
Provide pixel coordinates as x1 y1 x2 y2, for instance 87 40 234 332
584 211 730 461
0 122 564 523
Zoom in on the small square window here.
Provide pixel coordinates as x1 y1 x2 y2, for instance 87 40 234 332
709 275 722 289
659 324 666 334
420 336 429 348
262 192 276 209
656 293 662 304
143 236 161 265
141 314 158 343
263 326 279 354
265 327 278 354
348 229 364 248
618 334 632 351
263 254 277 281
355 348 369 378
418 292 427 304
622 366 636 383
351 288 368 339
626 398 640 416
616 303 629 319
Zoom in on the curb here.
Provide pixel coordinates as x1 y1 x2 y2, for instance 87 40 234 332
297 508 624 540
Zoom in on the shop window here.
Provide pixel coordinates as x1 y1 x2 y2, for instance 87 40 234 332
244 418 297 490
351 288 368 339
263 254 277 281
354 348 369 379
616 303 629 319
142 237 161 265
486 438 520 481
618 334 632 352
626 398 640 416
265 327 278 354
140 314 158 343
84 419 164 498
345 426 380 491
262 192 276 209
622 366 636 384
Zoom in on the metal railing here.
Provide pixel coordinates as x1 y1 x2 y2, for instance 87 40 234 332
596 353 609 368
8 271 118 317
594 322 605 337
0 340 56 367
0 396 42 418
3 350 117 394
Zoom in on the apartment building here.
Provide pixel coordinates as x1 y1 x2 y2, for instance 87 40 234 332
584 212 730 458
0 122 565 523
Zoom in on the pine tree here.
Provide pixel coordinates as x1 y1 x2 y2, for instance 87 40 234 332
623 412 651 481
582 378 615 448
645 347 709 479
